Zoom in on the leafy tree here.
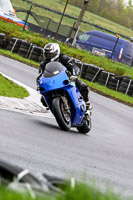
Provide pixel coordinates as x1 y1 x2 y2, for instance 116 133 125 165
128 0 133 6
68 0 133 29
68 0 82 8
87 0 100 14
116 0 124 13
59 0 66 3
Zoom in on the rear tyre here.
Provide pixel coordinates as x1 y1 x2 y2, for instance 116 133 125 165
52 97 71 131
77 118 91 134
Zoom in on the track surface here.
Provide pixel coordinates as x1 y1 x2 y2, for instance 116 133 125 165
0 55 133 197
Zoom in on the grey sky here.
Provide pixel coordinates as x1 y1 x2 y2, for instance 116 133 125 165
124 0 133 5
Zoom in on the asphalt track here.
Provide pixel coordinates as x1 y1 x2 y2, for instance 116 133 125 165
0 55 133 197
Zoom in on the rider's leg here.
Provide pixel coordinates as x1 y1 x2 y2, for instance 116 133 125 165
40 96 49 110
75 79 92 110
36 74 49 109
36 73 42 91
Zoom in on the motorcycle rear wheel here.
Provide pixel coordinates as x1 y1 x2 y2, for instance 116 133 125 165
52 97 71 131
77 118 91 134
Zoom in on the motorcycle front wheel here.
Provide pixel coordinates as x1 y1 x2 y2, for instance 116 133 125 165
52 97 71 131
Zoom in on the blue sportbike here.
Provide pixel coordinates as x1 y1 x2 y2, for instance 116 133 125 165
39 62 92 134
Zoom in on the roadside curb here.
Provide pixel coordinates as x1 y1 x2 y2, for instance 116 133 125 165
0 72 50 114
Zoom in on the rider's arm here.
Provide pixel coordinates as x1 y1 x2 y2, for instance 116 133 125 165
60 54 80 76
67 63 80 76
38 61 46 74
36 61 46 86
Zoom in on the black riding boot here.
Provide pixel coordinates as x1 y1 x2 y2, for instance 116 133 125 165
41 96 47 107
76 79 92 110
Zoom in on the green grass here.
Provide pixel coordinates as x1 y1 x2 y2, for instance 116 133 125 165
0 49 40 68
0 186 32 200
11 0 133 39
58 182 123 200
59 45 133 79
0 20 133 106
0 182 131 200
81 78 133 106
0 48 133 106
0 73 29 98
1 19 132 80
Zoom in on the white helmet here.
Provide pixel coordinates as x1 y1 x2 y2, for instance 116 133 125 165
43 43 60 61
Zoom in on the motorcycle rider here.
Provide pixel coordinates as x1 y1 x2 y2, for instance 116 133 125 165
36 43 92 110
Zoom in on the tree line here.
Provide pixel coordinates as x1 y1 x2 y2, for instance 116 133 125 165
68 0 133 30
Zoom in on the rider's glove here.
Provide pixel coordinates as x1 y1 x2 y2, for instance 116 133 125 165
67 63 75 75
70 75 77 82
66 70 71 77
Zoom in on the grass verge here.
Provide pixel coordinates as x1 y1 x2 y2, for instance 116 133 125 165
0 21 133 106
0 20 133 78
0 49 40 69
11 0 133 38
0 73 29 98
81 78 133 107
0 182 130 200
0 48 133 106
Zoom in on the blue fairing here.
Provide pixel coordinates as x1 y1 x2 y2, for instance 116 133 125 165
64 86 86 126
39 64 86 126
39 67 68 92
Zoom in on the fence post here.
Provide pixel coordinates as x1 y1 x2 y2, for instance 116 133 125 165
23 5 32 31
45 19 51 36
71 0 88 45
68 21 76 38
54 0 69 39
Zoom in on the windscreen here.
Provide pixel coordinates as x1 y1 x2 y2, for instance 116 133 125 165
43 62 64 78
77 33 90 41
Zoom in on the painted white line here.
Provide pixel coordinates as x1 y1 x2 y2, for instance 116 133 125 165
0 104 55 118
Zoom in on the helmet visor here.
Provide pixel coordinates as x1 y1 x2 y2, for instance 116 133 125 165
44 51 54 60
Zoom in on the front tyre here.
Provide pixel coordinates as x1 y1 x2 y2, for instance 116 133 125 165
52 97 71 131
